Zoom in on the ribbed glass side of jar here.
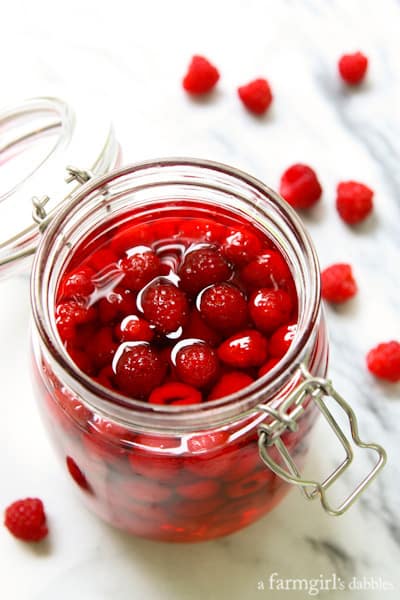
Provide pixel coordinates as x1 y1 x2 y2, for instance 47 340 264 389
30 160 328 541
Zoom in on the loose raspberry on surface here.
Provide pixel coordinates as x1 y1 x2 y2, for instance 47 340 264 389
218 330 268 368
238 78 273 115
141 281 189 334
279 164 322 209
178 247 232 295
182 55 220 95
114 343 167 397
208 371 254 400
336 181 374 225
4 498 48 542
199 282 248 332
366 341 400 382
321 263 358 303
249 288 292 333
338 52 368 85
174 341 219 389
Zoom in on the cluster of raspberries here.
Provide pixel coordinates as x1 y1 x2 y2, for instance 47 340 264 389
3 49 398 545
182 51 399 385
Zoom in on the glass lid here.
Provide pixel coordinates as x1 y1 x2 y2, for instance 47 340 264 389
0 96 119 278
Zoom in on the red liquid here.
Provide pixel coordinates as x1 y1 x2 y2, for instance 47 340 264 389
34 203 320 541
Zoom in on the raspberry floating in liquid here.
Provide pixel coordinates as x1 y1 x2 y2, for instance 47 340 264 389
4 498 48 542
183 55 220 95
366 341 400 383
114 343 167 398
218 330 268 368
174 340 219 389
338 52 368 85
336 181 374 225
178 247 232 295
56 210 298 404
249 288 293 333
321 263 358 303
199 282 248 333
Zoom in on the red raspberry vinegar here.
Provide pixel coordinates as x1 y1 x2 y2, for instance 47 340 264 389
55 208 299 402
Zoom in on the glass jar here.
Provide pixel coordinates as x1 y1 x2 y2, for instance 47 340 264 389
29 159 386 542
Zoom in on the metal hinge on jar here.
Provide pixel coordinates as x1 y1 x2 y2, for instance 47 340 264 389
257 365 387 516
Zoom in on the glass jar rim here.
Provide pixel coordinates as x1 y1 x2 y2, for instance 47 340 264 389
31 158 322 430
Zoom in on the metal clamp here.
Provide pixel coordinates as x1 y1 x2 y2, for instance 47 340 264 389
257 365 387 516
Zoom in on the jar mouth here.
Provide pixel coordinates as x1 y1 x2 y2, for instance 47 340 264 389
31 158 321 430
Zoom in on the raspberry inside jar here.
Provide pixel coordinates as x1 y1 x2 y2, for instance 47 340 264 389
55 206 299 402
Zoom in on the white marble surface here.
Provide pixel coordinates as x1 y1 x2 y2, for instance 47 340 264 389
0 0 399 598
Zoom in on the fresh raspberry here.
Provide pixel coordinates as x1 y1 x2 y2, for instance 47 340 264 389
218 330 268 368
174 341 219 389
199 282 248 332
366 341 400 382
240 249 292 289
66 456 92 492
149 382 202 405
182 55 220 94
4 498 48 542
279 164 322 209
88 327 117 369
177 479 220 500
56 300 96 341
119 248 162 290
321 263 358 303
178 247 232 295
98 288 137 323
114 343 167 398
116 315 154 343
269 323 298 358
221 226 263 266
336 181 374 224
249 288 292 333
208 371 254 400
141 281 189 334
60 266 95 299
182 309 222 347
338 52 368 85
238 78 273 115
258 358 280 377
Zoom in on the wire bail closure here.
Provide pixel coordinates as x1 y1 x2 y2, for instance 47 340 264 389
257 365 387 516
